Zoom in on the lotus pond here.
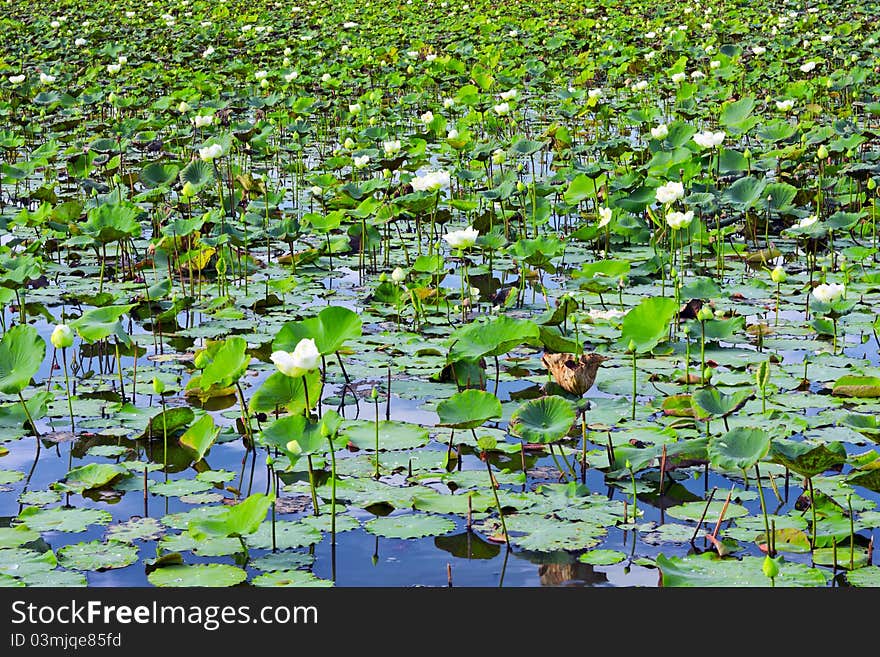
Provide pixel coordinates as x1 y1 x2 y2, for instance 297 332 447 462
1 0 880 588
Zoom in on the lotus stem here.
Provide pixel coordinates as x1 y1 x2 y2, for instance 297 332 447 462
700 319 707 385
691 486 717 543
373 391 380 479
848 494 855 571
485 453 510 549
159 394 168 482
808 476 817 551
307 455 320 517
114 339 126 402
631 349 637 420
327 432 337 546
754 463 772 556
17 392 41 461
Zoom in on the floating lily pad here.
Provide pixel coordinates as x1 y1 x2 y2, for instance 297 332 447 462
832 375 880 398
196 470 236 484
86 445 131 458
0 469 24 485
250 551 315 571
20 570 88 587
341 420 430 451
106 517 164 543
245 521 323 549
55 463 127 493
179 492 226 505
847 566 880 587
0 548 57 577
0 573 23 587
158 533 242 557
151 478 213 497
17 507 112 533
657 553 826 587
147 564 247 587
579 549 626 565
365 513 456 539
0 526 40 549
252 570 333 587
666 501 749 523
301 514 360 533
57 541 139 571
161 506 228 530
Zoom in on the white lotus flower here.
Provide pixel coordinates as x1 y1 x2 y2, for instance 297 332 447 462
284 71 299 82
710 60 721 69
443 97 455 109
411 170 450 192
447 128 459 140
321 73 332 82
493 102 510 115
107 63 121 74
796 214 818 229
343 21 357 28
812 283 845 303
499 89 517 100
177 101 190 113
752 46 766 55
383 140 401 156
193 114 213 128
343 137 355 149
651 124 669 140
198 143 223 161
117 55 128 65
800 61 817 73
39 72 55 84
691 70 706 79
426 53 437 62
254 70 268 81
671 72 686 83
775 99 795 112
655 181 685 204
588 88 603 99
51 324 74 349
271 339 321 378
693 130 725 149
420 110 434 124
391 267 406 283
666 210 694 230
74 38 87 47
349 103 361 115
8 74 25 85
598 206 613 228
353 154 370 168
589 308 626 321
631 80 648 92
309 185 323 197
443 226 479 249
202 46 215 58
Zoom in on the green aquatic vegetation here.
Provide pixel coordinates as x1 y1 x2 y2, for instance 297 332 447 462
0 0 879 588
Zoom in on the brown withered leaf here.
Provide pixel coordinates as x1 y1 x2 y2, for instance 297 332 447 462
541 352 607 397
